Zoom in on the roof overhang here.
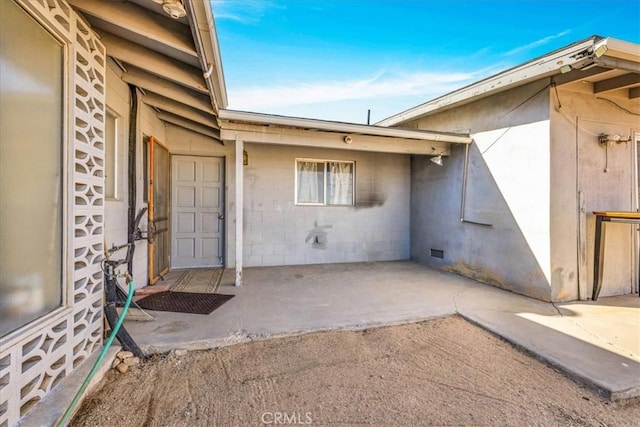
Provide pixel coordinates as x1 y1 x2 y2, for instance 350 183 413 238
69 0 227 139
378 36 640 126
219 110 471 155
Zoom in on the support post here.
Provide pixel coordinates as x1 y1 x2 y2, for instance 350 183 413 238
235 136 243 286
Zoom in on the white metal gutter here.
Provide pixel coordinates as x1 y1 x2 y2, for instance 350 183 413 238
185 0 228 111
219 109 472 144
377 36 633 127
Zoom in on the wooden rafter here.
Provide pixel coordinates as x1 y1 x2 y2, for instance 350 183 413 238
143 91 219 128
98 30 208 94
122 65 214 114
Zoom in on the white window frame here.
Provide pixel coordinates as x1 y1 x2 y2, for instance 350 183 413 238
295 158 355 206
105 109 119 200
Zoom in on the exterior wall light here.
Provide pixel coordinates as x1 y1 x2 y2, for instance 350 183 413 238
430 154 443 166
152 0 186 19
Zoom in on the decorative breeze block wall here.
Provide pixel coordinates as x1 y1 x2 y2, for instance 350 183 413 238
0 1 106 426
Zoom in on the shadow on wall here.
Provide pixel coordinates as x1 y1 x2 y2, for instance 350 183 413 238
411 143 551 301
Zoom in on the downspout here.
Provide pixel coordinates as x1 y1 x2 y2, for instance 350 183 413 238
127 84 138 274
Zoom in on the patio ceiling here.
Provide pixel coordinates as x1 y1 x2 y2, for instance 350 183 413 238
68 0 227 139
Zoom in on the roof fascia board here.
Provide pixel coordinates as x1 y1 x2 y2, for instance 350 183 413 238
220 126 452 155
185 0 228 111
219 109 471 144
377 37 600 126
597 37 640 63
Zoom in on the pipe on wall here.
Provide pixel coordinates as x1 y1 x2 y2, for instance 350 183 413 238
127 84 139 274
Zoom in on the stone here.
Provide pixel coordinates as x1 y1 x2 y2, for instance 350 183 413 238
111 358 121 369
123 357 140 366
116 363 129 373
116 351 134 360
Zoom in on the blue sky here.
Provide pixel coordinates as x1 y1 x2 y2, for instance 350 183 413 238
211 0 640 124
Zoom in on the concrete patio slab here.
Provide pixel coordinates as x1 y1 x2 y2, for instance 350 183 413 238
19 261 640 426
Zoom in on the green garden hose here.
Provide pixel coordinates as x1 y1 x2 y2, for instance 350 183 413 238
56 279 136 426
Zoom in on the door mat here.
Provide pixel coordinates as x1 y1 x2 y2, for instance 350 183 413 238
171 268 224 293
135 291 234 315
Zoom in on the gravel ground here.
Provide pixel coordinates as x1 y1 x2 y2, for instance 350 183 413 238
72 315 639 426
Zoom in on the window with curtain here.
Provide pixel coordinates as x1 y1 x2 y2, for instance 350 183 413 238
296 159 354 206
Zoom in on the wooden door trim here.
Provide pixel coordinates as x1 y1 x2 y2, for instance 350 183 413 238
147 136 171 285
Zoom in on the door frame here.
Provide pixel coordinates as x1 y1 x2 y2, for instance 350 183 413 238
147 135 171 284
170 154 226 269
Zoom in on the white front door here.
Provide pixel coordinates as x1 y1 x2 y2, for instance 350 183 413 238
171 155 224 268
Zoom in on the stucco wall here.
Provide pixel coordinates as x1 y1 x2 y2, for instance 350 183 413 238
242 144 410 266
550 86 638 300
407 80 553 300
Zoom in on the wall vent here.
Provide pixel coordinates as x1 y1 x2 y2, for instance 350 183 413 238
430 249 444 259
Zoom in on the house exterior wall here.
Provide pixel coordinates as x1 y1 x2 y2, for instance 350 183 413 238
104 62 132 276
406 80 553 300
550 86 639 300
104 65 168 289
0 1 106 425
242 144 411 267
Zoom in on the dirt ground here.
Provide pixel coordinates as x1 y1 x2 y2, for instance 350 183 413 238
72 316 639 426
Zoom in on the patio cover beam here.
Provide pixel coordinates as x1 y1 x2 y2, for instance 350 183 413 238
220 110 470 144
221 124 453 156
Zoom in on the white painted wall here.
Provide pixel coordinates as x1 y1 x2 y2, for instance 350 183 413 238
550 85 638 300
407 80 554 300
242 144 410 266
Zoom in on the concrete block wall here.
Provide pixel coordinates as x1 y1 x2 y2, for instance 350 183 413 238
242 144 410 267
